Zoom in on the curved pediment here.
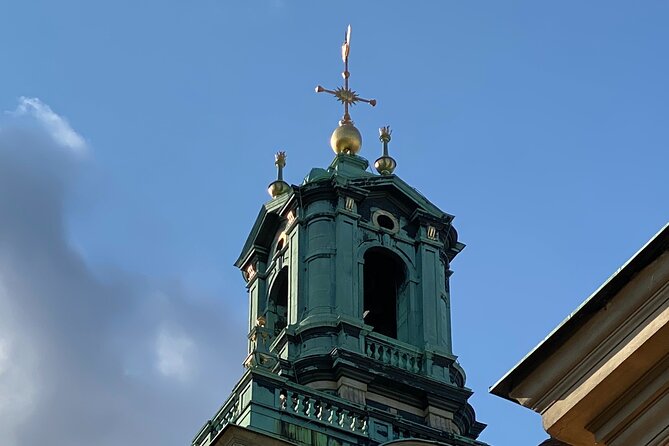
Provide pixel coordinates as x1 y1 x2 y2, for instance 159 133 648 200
235 191 294 269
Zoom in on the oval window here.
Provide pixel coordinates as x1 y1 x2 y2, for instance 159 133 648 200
377 214 395 231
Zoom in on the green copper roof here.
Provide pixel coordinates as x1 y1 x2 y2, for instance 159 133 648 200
236 154 461 269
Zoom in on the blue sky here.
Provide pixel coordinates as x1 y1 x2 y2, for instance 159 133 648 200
1 2 667 445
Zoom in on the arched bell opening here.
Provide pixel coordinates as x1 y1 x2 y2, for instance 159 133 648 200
268 267 288 332
363 247 407 340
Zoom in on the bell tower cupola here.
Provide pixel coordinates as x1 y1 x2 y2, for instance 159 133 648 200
192 26 488 446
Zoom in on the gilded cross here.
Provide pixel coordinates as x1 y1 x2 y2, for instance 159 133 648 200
315 25 376 124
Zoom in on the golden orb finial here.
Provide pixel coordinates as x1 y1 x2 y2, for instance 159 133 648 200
268 151 291 198
330 122 362 155
315 25 376 155
374 126 397 175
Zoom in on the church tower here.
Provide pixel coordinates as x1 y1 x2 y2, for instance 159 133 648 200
192 27 488 446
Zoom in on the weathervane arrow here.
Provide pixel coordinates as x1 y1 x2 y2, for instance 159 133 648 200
315 25 376 124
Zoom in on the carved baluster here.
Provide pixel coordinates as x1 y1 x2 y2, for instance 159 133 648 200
338 409 346 427
291 393 300 413
327 404 335 424
279 390 287 410
383 347 390 364
227 400 238 422
304 397 314 417
314 400 323 420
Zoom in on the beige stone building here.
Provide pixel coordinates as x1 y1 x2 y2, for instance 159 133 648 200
212 425 468 446
491 224 669 445
213 425 474 446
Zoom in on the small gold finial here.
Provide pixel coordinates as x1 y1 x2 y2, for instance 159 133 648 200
268 151 291 198
374 125 397 175
379 126 392 144
275 151 287 170
315 25 377 155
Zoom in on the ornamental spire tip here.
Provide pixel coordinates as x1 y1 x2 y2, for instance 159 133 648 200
314 25 376 125
315 25 377 155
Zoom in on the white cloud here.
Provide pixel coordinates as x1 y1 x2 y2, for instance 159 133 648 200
11 97 87 153
0 338 8 376
156 327 195 381
0 336 38 434
0 97 246 446
0 281 39 446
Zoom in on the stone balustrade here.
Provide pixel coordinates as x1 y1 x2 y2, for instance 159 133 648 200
279 388 368 435
364 334 422 374
192 396 240 446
